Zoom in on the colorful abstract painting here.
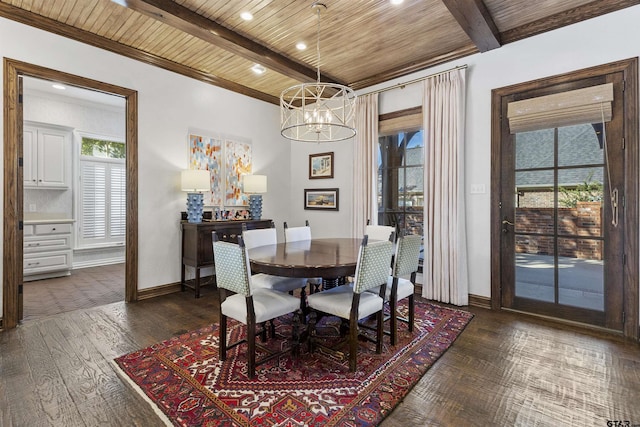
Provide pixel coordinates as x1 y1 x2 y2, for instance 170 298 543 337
225 140 252 206
189 134 223 206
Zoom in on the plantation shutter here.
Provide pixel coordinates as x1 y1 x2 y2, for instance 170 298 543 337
507 83 613 134
81 161 107 240
79 159 126 246
110 164 126 238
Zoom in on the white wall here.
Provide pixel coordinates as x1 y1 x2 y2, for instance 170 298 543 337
350 5 640 298
289 140 353 238
0 17 291 314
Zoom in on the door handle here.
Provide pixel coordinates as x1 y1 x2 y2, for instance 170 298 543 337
502 217 514 233
502 218 515 226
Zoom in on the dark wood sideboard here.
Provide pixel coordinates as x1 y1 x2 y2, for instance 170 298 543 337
181 219 273 298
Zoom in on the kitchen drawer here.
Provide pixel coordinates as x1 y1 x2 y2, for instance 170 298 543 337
24 224 35 236
23 250 72 275
24 234 71 253
35 223 72 235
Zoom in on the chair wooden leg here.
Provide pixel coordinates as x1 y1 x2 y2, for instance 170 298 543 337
307 311 317 353
349 317 358 372
219 314 228 361
247 321 256 379
376 310 384 354
390 297 399 346
408 294 415 333
292 310 301 358
270 319 276 339
260 322 268 342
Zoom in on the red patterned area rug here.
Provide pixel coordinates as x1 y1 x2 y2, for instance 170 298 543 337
113 299 473 426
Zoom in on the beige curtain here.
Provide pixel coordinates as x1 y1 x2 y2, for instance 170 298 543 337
352 93 379 237
422 68 469 305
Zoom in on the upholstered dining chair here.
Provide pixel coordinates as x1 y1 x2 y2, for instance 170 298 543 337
367 233 422 345
306 236 394 372
283 220 311 242
284 220 322 293
365 223 396 243
241 223 308 294
213 233 301 379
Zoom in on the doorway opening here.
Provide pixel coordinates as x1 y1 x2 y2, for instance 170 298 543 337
3 58 138 329
490 58 638 339
20 76 127 321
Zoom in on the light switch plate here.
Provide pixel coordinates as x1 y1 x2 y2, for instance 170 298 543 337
470 184 486 194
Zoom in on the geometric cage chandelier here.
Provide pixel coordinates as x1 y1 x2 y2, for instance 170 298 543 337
280 2 357 142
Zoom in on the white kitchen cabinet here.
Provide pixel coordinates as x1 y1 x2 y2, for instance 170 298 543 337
23 220 74 281
23 123 71 189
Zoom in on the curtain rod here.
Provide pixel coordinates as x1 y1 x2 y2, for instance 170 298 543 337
358 64 468 97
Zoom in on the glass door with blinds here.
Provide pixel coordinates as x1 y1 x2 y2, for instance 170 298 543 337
498 73 627 330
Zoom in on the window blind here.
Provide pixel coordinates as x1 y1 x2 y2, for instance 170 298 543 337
379 107 422 136
79 159 125 246
507 83 613 134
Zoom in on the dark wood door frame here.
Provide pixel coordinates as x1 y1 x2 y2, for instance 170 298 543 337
2 58 138 329
490 58 639 340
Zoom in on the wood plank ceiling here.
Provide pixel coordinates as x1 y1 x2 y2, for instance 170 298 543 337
1 0 638 104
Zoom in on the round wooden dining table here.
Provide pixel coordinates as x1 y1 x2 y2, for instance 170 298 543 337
248 238 362 287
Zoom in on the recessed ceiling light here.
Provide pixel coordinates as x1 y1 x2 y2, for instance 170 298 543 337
251 64 266 75
296 42 307 50
390 0 404 4
240 11 253 21
52 84 66 90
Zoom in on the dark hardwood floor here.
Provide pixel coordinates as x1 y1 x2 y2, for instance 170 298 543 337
1 290 639 426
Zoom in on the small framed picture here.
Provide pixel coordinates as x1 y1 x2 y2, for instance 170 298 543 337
304 188 339 211
309 152 334 179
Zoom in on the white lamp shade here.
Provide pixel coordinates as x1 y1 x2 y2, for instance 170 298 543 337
181 169 210 192
243 175 267 194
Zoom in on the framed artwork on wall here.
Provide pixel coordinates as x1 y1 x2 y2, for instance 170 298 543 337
189 133 223 207
309 151 334 179
188 130 252 208
304 188 339 211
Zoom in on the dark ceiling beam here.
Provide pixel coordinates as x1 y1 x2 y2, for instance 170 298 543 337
127 0 345 85
501 0 640 44
0 2 279 105
441 0 501 52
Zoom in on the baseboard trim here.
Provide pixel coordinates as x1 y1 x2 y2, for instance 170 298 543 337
72 257 125 270
468 294 491 310
138 283 182 300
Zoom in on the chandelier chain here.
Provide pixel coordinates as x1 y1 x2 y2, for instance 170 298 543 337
316 4 321 84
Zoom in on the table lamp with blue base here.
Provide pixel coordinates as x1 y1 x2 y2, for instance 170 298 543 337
242 175 267 220
181 169 210 223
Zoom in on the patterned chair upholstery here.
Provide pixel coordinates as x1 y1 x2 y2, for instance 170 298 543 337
306 236 393 372
213 234 301 379
367 233 422 345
